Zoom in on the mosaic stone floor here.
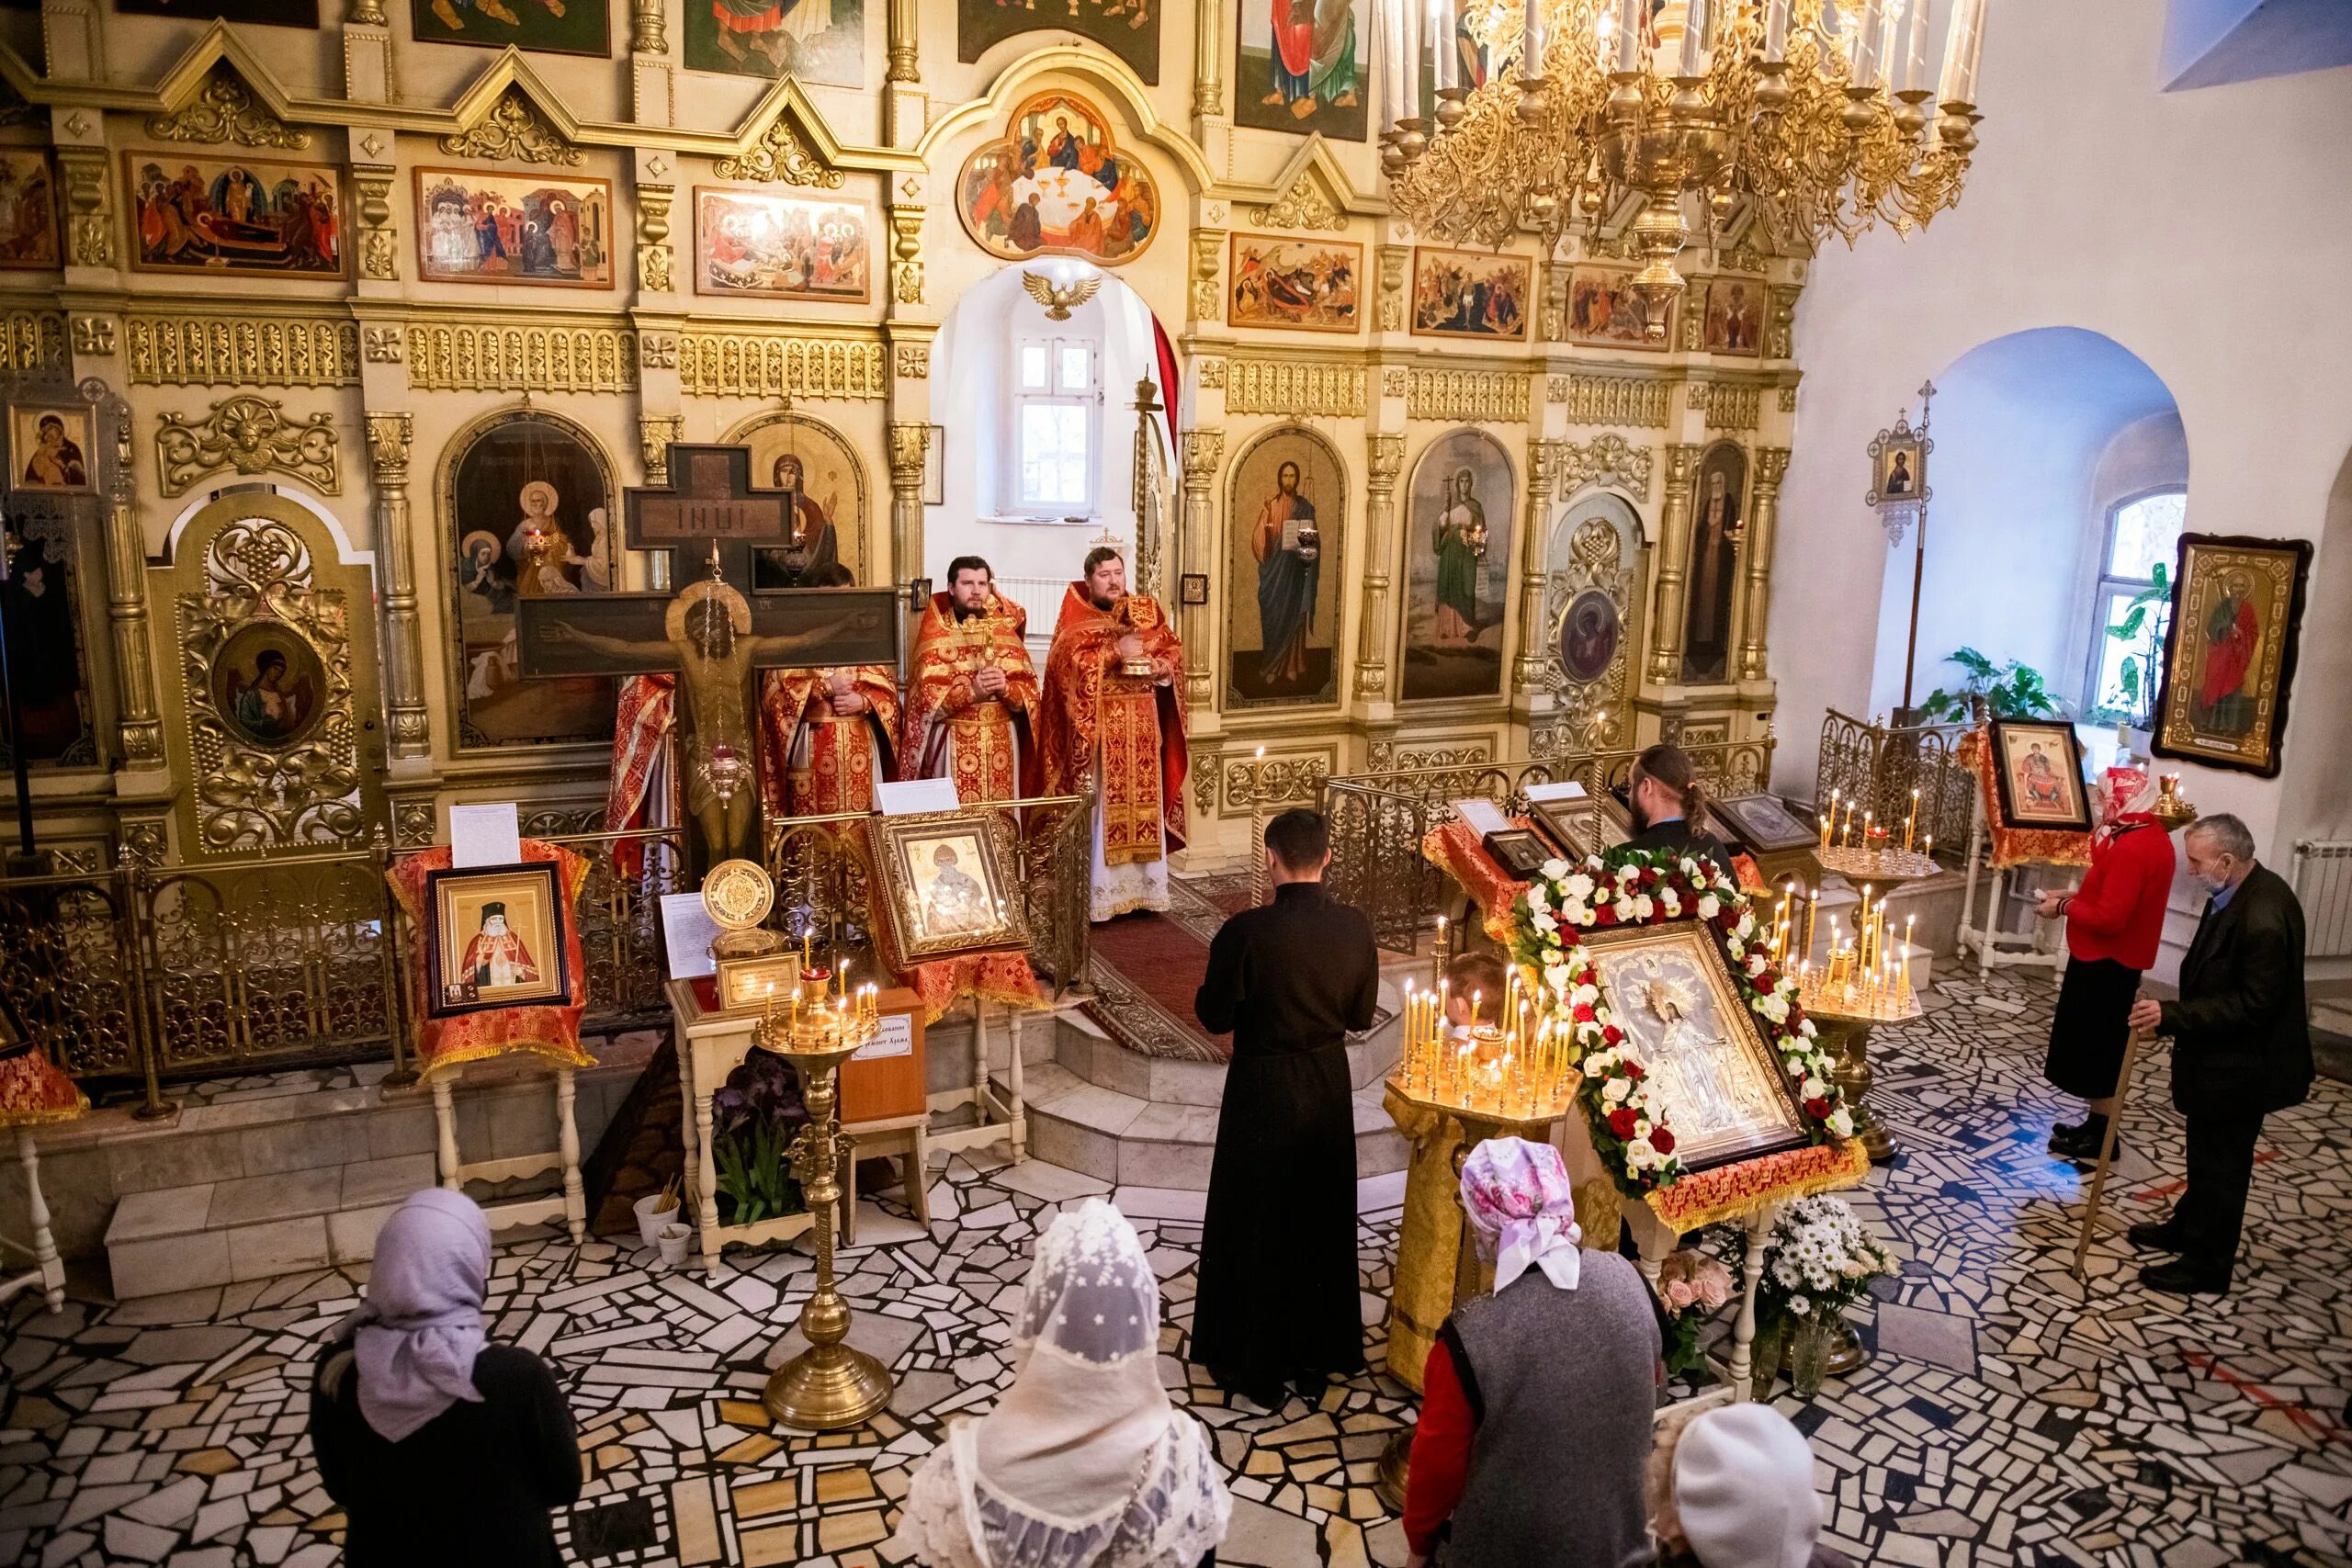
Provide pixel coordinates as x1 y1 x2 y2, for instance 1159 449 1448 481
4 970 2350 1567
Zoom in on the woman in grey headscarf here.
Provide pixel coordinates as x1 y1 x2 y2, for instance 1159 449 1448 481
309 1189 580 1567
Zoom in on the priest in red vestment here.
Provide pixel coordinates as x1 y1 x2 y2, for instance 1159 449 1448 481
760 662 899 820
1040 547 1187 921
902 556 1042 803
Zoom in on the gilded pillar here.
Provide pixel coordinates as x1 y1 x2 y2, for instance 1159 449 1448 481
1178 430 1225 708
639 414 684 486
887 422 929 584
1193 4 1225 118
54 145 114 270
888 204 925 305
1354 433 1404 702
366 412 429 758
102 410 161 765
353 168 399 282
347 0 389 21
1645 444 1702 684
887 0 919 82
635 185 674 294
1737 447 1790 682
1514 438 1564 694
629 0 666 52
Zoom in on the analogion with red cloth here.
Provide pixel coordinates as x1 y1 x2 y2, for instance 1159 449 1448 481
387 840 594 1080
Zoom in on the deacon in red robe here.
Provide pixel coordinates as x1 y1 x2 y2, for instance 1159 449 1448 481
1040 547 1187 922
902 556 1042 803
760 662 899 821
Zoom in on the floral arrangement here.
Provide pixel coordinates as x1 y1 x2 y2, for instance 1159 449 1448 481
711 1051 808 1226
1759 1194 1897 1325
1508 846 1852 1194
1657 1247 1736 1376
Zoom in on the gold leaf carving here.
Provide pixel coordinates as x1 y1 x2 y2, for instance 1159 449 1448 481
1705 382 1762 431
1407 368 1530 423
714 112 844 187
1557 433 1654 502
676 333 887 399
156 396 340 498
145 67 311 151
1560 374 1671 428
127 317 360 387
405 321 638 393
1224 359 1365 418
1223 753 1330 810
0 310 67 373
1248 169 1346 231
439 89 582 166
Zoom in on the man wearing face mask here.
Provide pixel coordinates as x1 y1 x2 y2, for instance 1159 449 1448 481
2126 814 2312 1295
1621 743 1736 883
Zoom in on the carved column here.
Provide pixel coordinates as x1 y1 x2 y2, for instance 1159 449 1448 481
635 185 674 294
887 422 929 585
103 411 161 766
1188 230 1225 329
1193 4 1225 118
347 0 390 21
887 0 919 82
1514 438 1565 694
888 204 925 305
1737 447 1790 682
353 167 399 282
629 0 666 52
1355 433 1404 702
639 414 684 486
1645 444 1702 684
366 412 430 757
54 146 114 270
1178 430 1225 708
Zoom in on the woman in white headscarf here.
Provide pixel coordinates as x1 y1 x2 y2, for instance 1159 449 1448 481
1401 1137 1663 1568
891 1197 1232 1568
309 1189 580 1568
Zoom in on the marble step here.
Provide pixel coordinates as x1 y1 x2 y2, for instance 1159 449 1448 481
992 1060 1408 1191
103 1152 441 1299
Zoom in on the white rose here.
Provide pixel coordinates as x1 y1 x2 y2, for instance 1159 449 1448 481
1583 1055 1611 1078
1566 873 1595 900
1544 964 1572 991
1747 953 1768 977
1659 889 1682 917
1634 895 1656 919
1801 1076 1827 1100
1697 895 1721 919
1572 983 1600 1008
1827 1109 1855 1138
1763 997 1791 1023
1531 909 1557 932
1625 1140 1657 1169
1541 858 1569 881
1613 898 1637 921
1736 911 1757 938
1525 885 1551 913
1602 1077 1630 1103
1798 1018 1818 1040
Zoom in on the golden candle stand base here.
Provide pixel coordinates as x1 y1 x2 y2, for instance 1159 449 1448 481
758 1024 896 1432
1815 845 1941 882
1801 991 1922 1166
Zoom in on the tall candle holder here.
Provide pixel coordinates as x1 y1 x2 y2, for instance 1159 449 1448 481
752 976 890 1430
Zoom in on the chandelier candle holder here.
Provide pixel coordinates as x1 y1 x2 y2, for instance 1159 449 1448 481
752 969 890 1431
1785 882 1922 1025
1382 0 1985 340
1394 974 1577 1122
1815 786 1939 878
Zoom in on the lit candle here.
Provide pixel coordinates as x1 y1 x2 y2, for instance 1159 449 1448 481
1905 788 1919 852
1804 888 1817 966
1923 832 1934 861
1678 0 1712 76
1434 914 1448 988
1938 0 1985 106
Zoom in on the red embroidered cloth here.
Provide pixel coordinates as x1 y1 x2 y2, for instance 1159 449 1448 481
1422 818 1540 945
1960 728 2092 871
850 821 1047 1025
1644 1137 1872 1234
387 840 596 1081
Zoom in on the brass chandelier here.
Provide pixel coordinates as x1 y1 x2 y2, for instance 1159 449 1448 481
1382 0 1986 340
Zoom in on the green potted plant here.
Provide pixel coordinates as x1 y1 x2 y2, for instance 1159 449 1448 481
1914 647 2062 726
2101 561 2170 730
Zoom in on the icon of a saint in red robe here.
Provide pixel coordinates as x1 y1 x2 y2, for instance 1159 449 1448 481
2193 570 2261 739
459 903 541 991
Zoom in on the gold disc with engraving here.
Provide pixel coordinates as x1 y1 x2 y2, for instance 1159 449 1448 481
701 857 775 932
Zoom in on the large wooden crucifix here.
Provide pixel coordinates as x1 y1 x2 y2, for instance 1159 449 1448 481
515 445 899 870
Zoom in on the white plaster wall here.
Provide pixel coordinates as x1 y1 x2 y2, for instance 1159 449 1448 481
1777 0 2352 908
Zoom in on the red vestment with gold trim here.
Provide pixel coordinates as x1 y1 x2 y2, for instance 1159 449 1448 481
901 591 1042 802
1040 584 1187 863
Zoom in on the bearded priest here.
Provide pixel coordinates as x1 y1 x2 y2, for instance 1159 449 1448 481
758 564 899 821
901 556 1041 802
1041 546 1188 921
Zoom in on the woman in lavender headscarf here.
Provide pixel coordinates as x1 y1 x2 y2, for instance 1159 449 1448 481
309 1189 580 1567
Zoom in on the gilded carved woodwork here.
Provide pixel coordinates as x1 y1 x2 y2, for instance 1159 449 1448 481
1367 739 1493 773
1355 432 1405 703
887 421 928 585
364 412 429 756
128 317 360 387
155 396 341 498
1248 170 1346 231
1779 384 1800 413
1377 247 1408 332
1190 230 1222 322
1 311 68 372
1196 356 1227 389
1542 514 1632 747
405 321 638 393
1408 368 1532 424
439 89 582 166
1767 287 1801 361
889 206 924 303
714 111 844 187
639 331 680 369
629 0 666 53
893 342 929 379
1704 382 1763 432
888 0 920 83
1560 374 1672 428
1737 448 1791 683
1223 359 1366 418
71 316 115 357
676 333 887 399
636 184 674 293
363 326 402 363
1556 432 1655 502
144 67 311 151
1647 444 1702 684
56 146 113 269
639 413 684 484
392 797 436 851
1223 751 1331 810
347 0 390 22
1178 430 1224 707
353 169 398 281
1514 438 1564 694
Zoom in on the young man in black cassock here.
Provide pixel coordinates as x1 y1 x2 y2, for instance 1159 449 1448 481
1192 807 1380 1407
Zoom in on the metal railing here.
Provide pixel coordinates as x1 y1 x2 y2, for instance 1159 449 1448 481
1815 708 1975 857
1322 737 1777 954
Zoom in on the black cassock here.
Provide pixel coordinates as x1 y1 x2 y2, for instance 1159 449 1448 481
1191 880 1380 1397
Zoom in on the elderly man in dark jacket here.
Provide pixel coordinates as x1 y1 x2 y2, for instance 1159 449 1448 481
2127 813 2313 1294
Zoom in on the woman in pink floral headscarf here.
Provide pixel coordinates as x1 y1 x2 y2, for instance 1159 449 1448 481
1401 1138 1664 1568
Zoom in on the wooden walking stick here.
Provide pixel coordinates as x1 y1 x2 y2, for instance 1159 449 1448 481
2072 1021 2154 1283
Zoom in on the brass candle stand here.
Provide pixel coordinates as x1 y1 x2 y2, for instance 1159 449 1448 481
753 972 892 1431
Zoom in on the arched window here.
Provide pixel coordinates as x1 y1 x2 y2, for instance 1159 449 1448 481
2086 488 2186 721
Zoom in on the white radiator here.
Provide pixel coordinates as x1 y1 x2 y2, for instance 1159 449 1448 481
2292 840 2352 957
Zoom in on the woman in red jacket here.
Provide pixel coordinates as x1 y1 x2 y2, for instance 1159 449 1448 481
2038 766 2177 1163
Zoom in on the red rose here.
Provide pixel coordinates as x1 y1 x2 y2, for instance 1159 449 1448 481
1804 1097 1830 1120
1650 1127 1677 1155
1626 1062 1645 1081
1640 868 1661 887
1607 1106 1640 1138
1572 1003 1596 1023
1602 1024 1624 1045
1592 905 1617 927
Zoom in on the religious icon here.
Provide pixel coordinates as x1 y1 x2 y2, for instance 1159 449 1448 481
1227 234 1361 333
0 152 61 270
415 169 613 288
958 0 1159 84
410 0 610 54
2151 533 2312 779
1409 247 1531 342
1988 719 2094 832
1226 427 1344 708
1555 587 1621 686
956 93 1160 266
442 411 618 750
424 862 572 1017
1401 429 1513 702
872 811 1030 962
1234 0 1369 140
1580 922 1810 1173
123 152 345 279
1705 793 1820 854
727 412 869 586
685 0 865 83
1871 434 1925 503
8 406 92 493
695 188 871 301
0 534 91 767
1702 276 1763 356
1564 265 1673 350
210 622 326 750
1681 442 1747 685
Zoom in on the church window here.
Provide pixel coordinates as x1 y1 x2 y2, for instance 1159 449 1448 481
1012 334 1100 515
2085 488 2186 719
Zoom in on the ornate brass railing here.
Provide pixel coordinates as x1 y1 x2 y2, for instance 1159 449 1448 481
1815 709 1974 858
1322 738 1777 954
